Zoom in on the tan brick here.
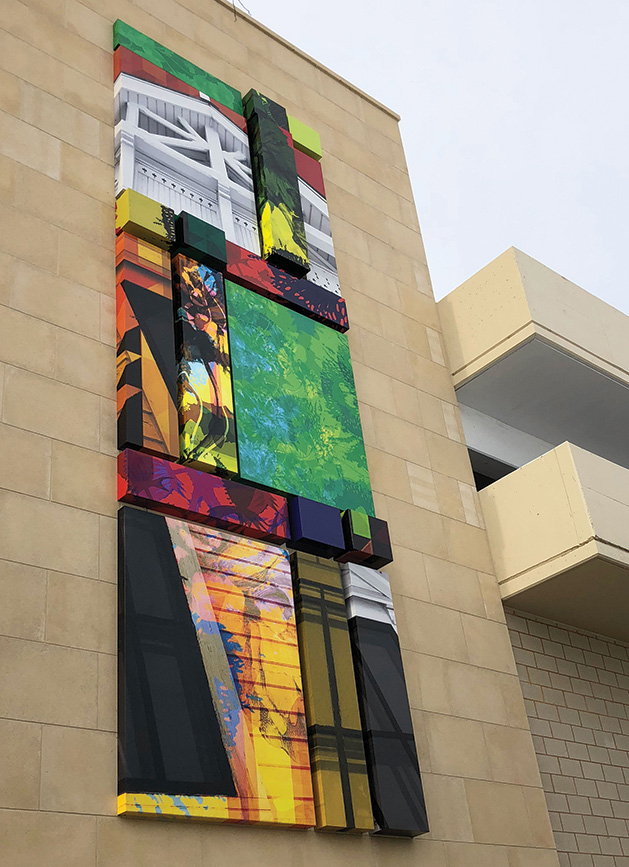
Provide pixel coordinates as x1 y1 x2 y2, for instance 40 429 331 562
398 596 468 663
11 162 112 246
484 724 543 787
445 842 510 867
462 613 518 675
427 713 492 780
444 518 494 572
407 462 439 511
58 228 113 293
0 490 99 578
0 203 58 273
60 141 112 204
385 495 448 558
426 429 475 482
0 305 56 375
0 809 96 867
0 718 41 809
0 423 51 498
100 396 117 458
386 545 430 601
0 560 47 641
433 471 466 522
0 67 22 115
21 82 103 153
353 362 397 414
372 408 430 465
97 651 116 732
11 258 101 339
366 447 412 502
425 556 485 617
46 572 116 652
96 813 206 867
3 367 100 449
55 330 114 398
465 780 533 846
421 774 474 842
99 514 117 584
40 725 116 814
0 635 97 727
391 378 423 425
0 109 60 178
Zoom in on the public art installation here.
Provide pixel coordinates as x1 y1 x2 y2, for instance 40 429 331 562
113 19 428 836
340 564 428 836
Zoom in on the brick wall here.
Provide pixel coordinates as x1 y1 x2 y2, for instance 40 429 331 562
507 608 629 866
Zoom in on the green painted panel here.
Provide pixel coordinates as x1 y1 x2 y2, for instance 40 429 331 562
113 20 243 114
225 280 373 513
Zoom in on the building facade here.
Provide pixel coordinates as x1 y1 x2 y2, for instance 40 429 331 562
0 2 589 865
439 248 629 866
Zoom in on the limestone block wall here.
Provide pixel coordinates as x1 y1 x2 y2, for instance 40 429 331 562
508 608 629 866
0 0 558 864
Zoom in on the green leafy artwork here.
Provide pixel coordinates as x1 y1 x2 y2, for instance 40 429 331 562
113 20 243 114
244 91 309 275
225 280 374 513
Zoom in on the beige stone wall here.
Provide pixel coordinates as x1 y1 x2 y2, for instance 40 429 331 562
0 1 559 864
508 609 629 866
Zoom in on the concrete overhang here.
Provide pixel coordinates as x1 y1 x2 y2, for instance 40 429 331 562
437 248 629 471
480 443 629 641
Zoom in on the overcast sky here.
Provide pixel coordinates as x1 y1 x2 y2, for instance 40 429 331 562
244 0 629 313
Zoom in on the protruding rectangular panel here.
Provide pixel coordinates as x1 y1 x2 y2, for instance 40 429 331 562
226 279 372 513
225 241 349 332
119 507 316 826
244 89 309 276
340 563 428 837
113 20 243 114
336 511 393 569
172 254 238 476
116 234 178 459
114 53 258 254
115 189 176 249
118 507 236 799
295 148 341 297
289 497 345 558
291 553 373 832
118 449 289 543
288 115 322 161
174 212 227 269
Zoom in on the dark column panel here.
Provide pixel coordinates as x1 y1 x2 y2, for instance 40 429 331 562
340 563 429 837
118 506 235 796
291 553 373 832
244 89 310 277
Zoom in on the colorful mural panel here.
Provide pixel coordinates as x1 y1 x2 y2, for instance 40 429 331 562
226 279 373 513
294 148 341 296
340 564 429 837
119 506 315 826
175 211 228 269
172 254 238 476
114 21 427 837
118 449 289 543
225 241 348 332
288 496 345 559
287 115 322 161
113 20 243 113
244 89 310 276
291 553 373 832
115 188 176 249
336 510 394 569
116 233 178 459
114 49 259 254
